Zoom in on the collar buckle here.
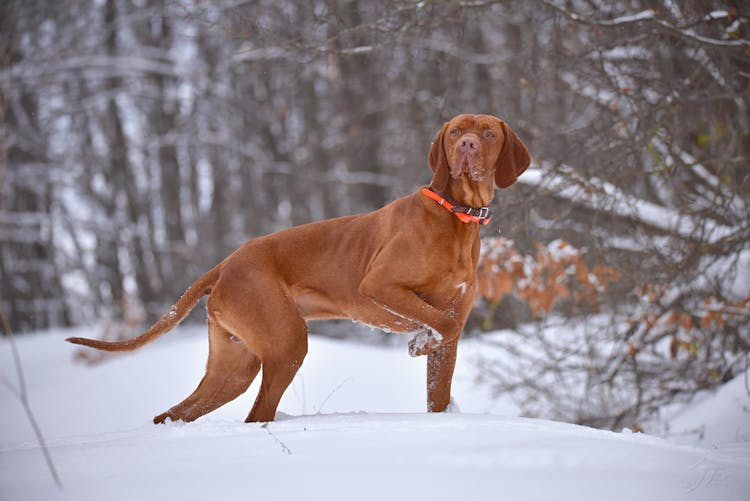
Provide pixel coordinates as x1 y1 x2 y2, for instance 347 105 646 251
465 206 491 219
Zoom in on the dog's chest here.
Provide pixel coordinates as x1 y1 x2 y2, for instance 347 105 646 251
425 248 478 309
442 237 479 286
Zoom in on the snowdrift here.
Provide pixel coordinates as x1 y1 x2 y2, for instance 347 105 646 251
1 326 748 501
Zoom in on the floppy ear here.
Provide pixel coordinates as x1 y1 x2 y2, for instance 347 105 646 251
428 122 450 192
494 122 531 189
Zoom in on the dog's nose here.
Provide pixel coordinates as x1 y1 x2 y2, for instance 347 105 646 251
458 134 479 153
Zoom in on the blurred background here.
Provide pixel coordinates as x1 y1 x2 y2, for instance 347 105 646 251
1 0 748 430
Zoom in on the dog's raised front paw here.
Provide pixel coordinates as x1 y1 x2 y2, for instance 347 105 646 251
408 329 443 357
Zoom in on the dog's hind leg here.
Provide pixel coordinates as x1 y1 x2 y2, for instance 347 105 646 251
154 319 260 424
243 307 308 423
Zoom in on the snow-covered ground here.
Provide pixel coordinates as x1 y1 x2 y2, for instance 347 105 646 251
1 325 749 500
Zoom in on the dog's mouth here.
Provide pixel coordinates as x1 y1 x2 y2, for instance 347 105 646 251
452 155 485 181
451 154 471 177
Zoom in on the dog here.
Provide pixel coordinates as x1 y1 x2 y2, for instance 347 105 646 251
67 114 530 423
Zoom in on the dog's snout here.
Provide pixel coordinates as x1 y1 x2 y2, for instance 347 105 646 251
458 134 479 153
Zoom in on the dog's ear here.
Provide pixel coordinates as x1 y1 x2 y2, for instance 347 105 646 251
428 122 450 192
494 122 531 189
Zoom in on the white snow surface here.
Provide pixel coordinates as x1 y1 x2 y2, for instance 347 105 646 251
1 325 749 501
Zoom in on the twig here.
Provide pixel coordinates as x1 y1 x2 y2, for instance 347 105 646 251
260 422 292 455
540 0 750 48
316 377 353 414
0 307 63 489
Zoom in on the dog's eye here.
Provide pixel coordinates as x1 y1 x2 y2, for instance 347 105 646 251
450 128 460 136
484 130 496 139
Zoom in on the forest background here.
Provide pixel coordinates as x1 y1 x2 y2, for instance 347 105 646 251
1 0 748 431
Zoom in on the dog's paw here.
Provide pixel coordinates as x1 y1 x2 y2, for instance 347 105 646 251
408 329 443 357
153 412 171 424
153 411 183 425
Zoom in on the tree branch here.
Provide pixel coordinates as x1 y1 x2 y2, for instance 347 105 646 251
540 0 750 48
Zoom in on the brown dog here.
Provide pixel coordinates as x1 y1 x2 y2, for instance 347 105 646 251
67 114 530 423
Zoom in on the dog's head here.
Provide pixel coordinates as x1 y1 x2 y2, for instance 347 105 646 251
428 114 530 192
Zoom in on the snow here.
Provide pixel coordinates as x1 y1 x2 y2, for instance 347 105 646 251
665 370 750 449
1 325 749 500
605 10 655 25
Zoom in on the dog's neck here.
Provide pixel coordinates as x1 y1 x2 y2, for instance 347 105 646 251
440 176 494 209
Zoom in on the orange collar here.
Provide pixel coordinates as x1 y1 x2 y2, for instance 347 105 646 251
421 187 494 225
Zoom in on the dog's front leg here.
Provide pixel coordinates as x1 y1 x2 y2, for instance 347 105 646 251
358 276 459 355
426 338 459 412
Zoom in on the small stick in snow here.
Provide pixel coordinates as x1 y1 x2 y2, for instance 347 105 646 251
260 422 292 455
0 307 63 489
316 377 353 414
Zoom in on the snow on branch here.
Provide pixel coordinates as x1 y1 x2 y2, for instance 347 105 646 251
1 55 179 83
411 36 501 65
339 46 375 55
518 164 736 246
540 0 750 48
232 46 300 63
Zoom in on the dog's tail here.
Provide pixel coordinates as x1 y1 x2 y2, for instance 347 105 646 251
66 265 221 353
